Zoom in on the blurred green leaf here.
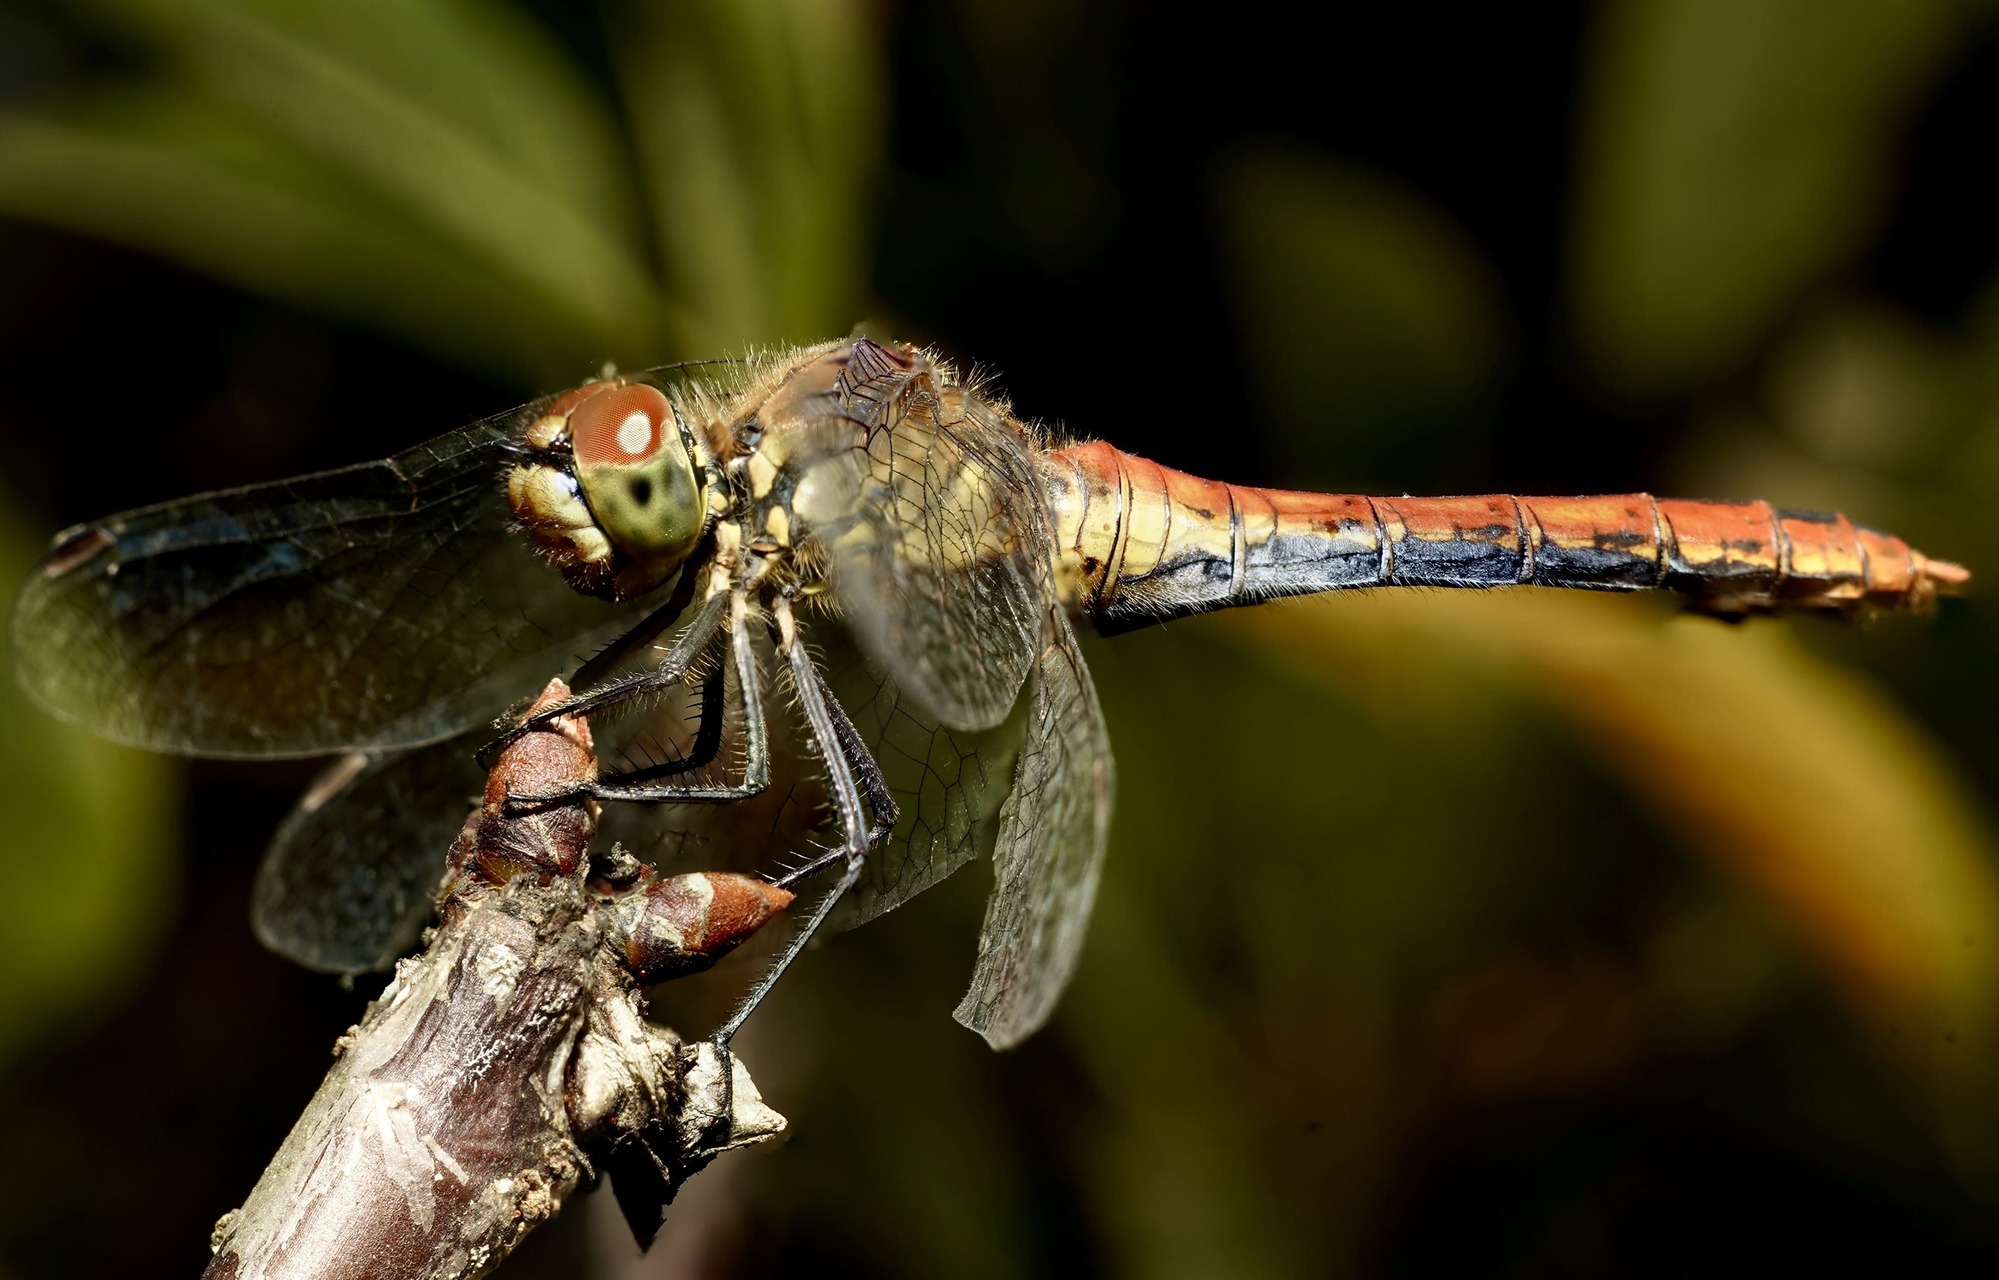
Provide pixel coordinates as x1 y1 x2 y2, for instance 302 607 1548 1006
1765 302 1962 472
0 0 883 383
1235 593 1999 1125
1 0 681 381
1067 892 1332 1280
1218 114 1999 1149
1571 0 1961 396
0 95 611 382
1063 616 1703 1276
613 0 883 350
0 514 177 1068
1218 148 1501 488
97 0 643 219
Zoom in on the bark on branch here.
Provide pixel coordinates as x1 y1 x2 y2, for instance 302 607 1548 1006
204 681 792 1280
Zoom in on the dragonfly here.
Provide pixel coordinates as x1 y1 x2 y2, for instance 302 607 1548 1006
10 338 1969 1049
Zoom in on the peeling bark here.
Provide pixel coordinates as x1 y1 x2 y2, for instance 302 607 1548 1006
204 681 789 1280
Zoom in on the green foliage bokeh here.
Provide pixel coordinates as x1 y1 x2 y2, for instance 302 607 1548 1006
5 1 1999 1275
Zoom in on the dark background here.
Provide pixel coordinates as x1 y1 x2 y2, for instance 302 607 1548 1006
4 1 1999 1275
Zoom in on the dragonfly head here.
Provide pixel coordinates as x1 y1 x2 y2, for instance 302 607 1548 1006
508 379 708 599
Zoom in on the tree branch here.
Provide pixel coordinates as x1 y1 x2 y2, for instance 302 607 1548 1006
205 681 791 1279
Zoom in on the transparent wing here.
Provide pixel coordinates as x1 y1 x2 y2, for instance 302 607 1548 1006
252 664 718 974
796 342 1047 732
6 357 771 759
254 741 485 973
822 619 1022 925
9 413 656 758
951 610 1114 1049
254 614 1018 972
599 617 1021 928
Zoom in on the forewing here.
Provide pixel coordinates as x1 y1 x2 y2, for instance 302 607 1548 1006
798 349 1046 732
258 627 721 975
951 612 1113 1049
250 609 1041 981
11 413 657 757
596 618 1018 929
254 739 485 973
822 621 1021 927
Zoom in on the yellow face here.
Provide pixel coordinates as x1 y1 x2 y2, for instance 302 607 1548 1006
508 380 707 598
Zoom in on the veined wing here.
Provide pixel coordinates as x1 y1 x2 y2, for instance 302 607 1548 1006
598 616 1022 933
795 343 1115 1042
796 340 1047 733
950 610 1112 1049
608 616 1109 1051
255 601 1112 1050
255 741 486 973
7 365 747 758
255 667 719 975
253 614 1018 974
819 617 1021 926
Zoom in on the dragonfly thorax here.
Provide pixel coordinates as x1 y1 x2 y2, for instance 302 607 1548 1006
507 379 710 599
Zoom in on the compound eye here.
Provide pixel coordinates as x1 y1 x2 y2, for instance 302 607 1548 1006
570 384 672 467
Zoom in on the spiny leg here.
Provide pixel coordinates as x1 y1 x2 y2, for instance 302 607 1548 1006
607 661 727 785
504 586 770 808
480 591 728 768
829 687 900 845
568 568 700 691
773 687 898 887
582 586 772 803
708 592 883 1048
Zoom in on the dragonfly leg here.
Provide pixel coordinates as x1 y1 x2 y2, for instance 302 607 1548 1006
763 595 903 875
592 661 728 786
828 687 900 845
478 592 728 768
563 586 772 805
568 571 699 689
772 690 898 887
707 593 878 1048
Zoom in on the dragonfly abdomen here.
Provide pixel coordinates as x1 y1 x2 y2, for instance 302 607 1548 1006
1041 442 1967 631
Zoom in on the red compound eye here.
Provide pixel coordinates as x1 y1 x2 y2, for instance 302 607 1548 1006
570 384 671 467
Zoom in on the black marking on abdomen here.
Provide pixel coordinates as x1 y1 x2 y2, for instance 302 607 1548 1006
1390 534 1523 586
1532 543 1658 589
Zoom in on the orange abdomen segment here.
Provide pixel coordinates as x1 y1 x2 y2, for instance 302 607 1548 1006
1038 442 1967 630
